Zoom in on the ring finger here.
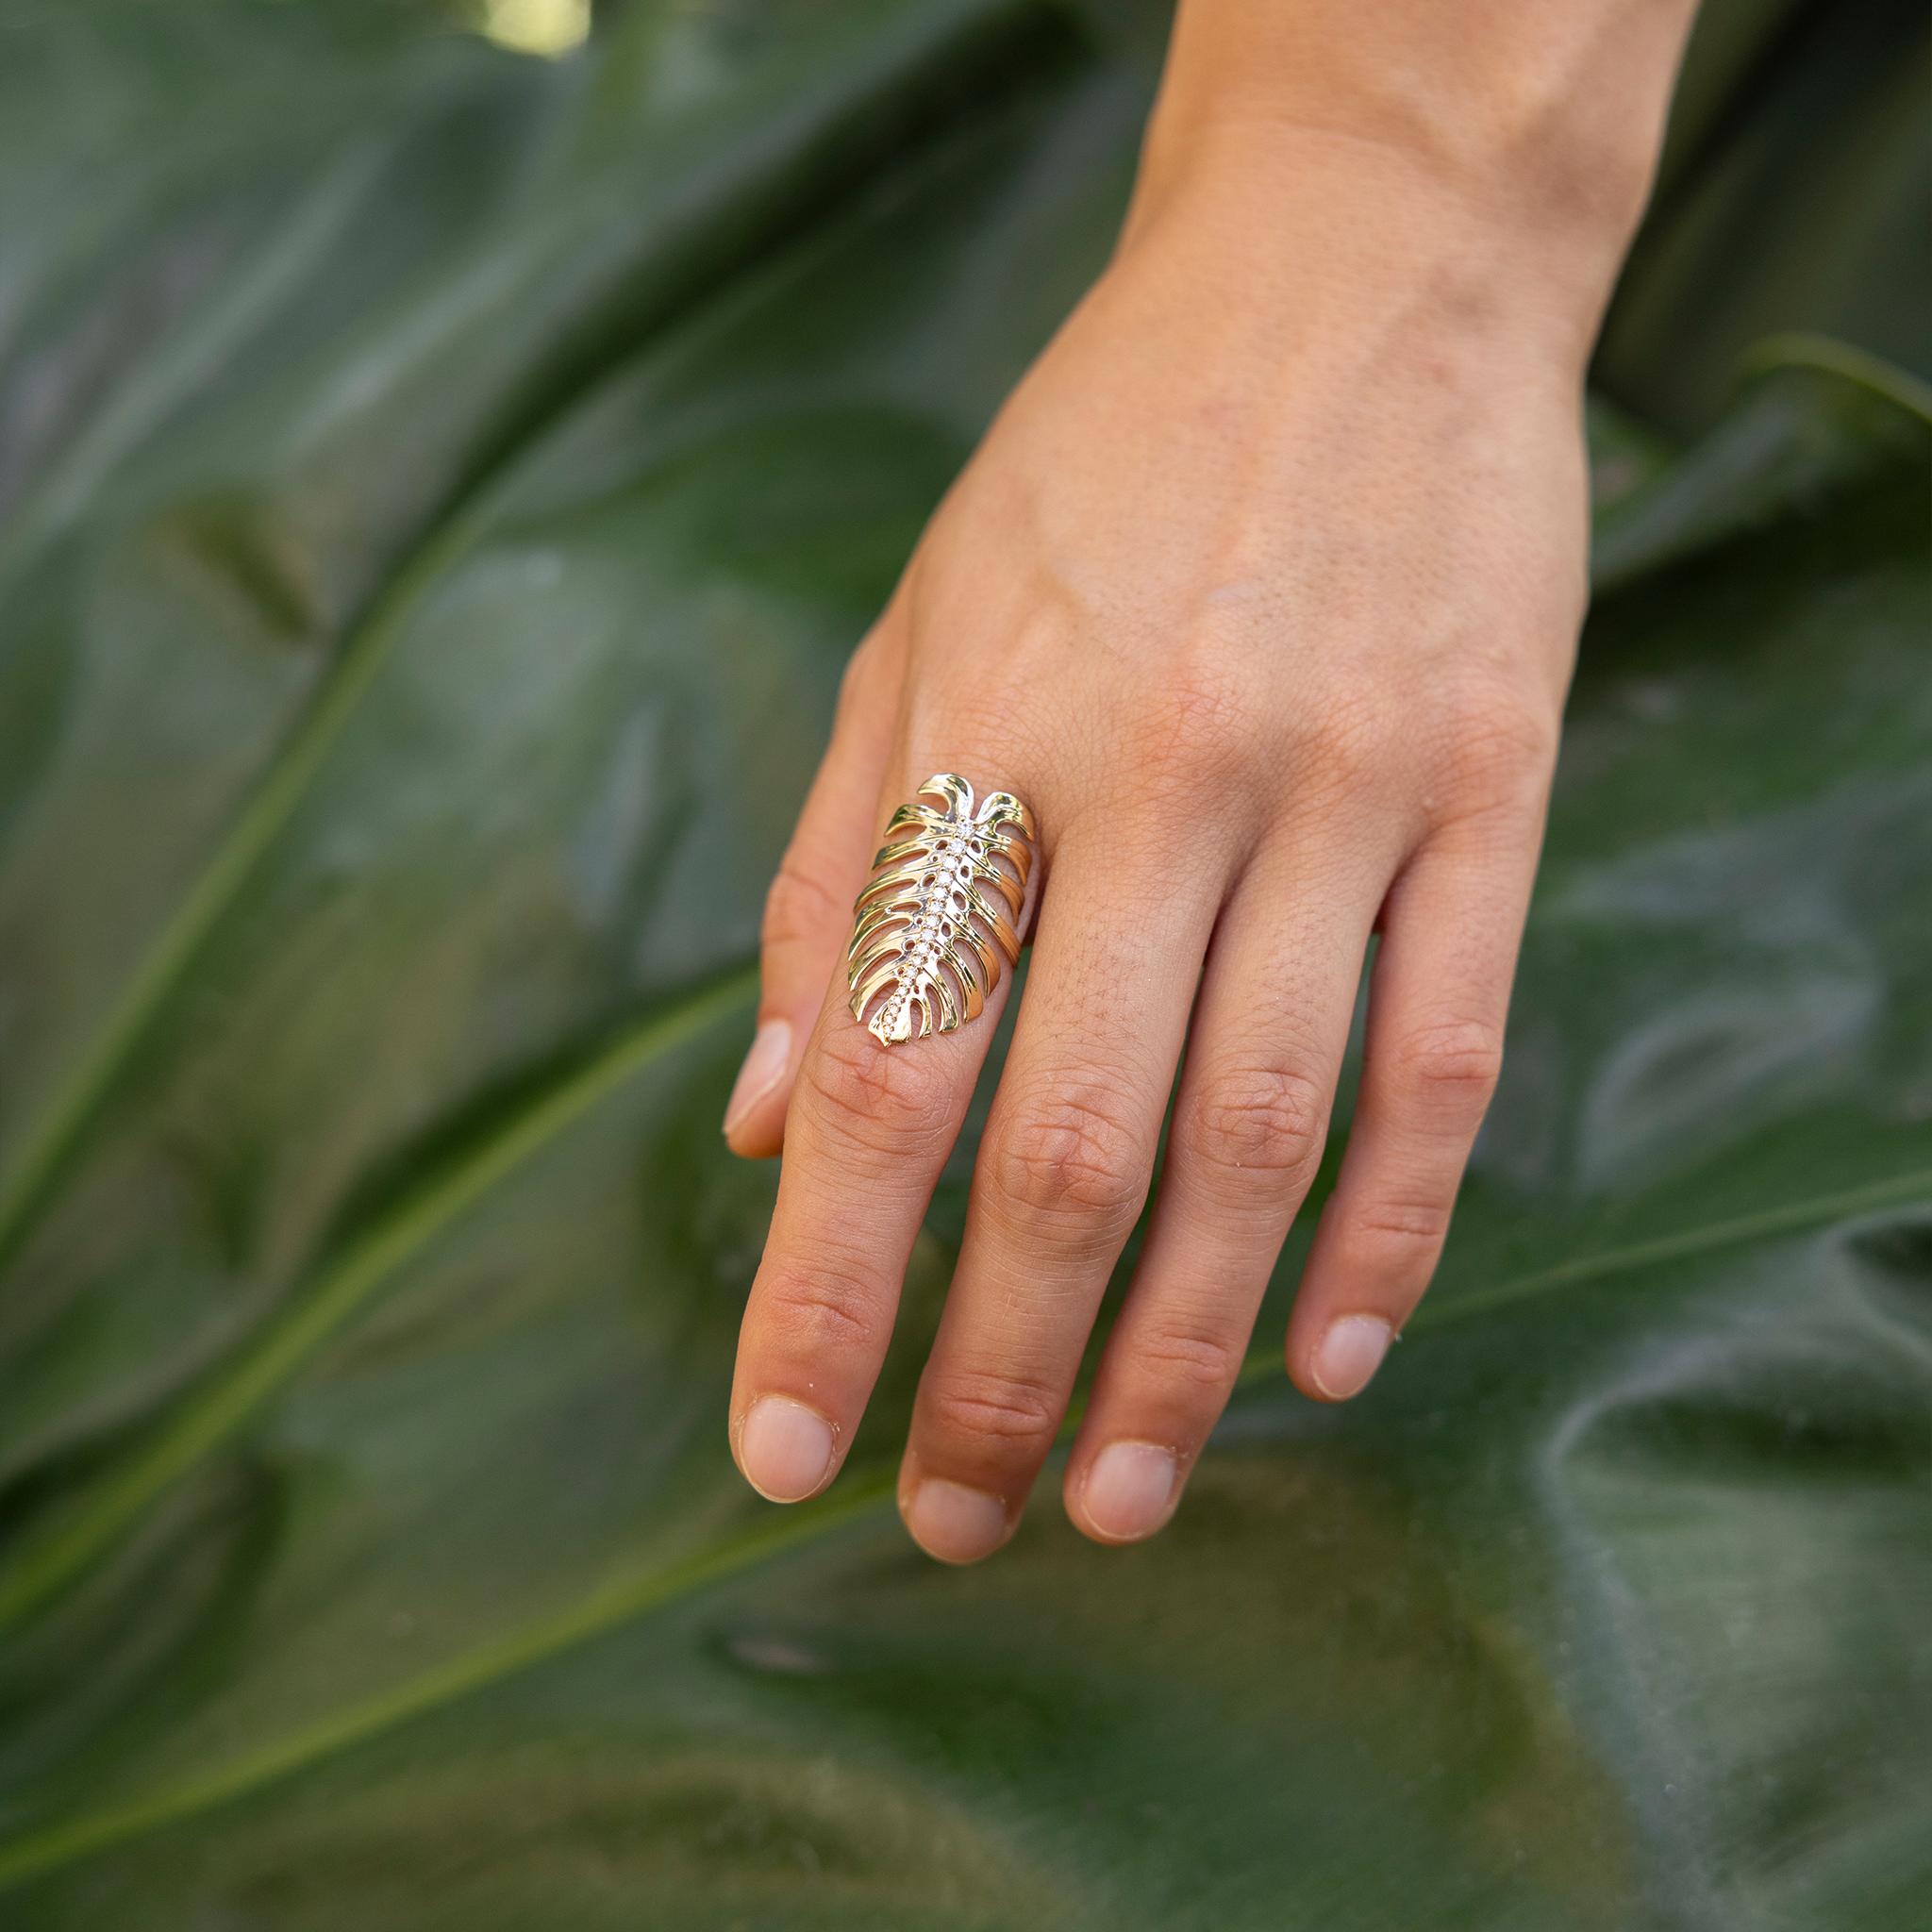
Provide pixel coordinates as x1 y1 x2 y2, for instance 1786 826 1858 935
1060 829 1393 1542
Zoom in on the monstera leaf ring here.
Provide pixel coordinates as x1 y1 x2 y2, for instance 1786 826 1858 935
846 774 1037 1045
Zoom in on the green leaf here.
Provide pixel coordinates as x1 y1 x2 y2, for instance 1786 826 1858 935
1 2 1927 1924
1590 338 1932 591
1596 0 1932 434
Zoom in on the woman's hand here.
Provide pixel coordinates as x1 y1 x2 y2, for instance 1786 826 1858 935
721 0 1697 1561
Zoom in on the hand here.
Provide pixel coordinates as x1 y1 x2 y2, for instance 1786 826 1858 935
722 0 1694 1561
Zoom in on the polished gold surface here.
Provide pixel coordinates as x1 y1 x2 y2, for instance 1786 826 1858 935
847 774 1036 1045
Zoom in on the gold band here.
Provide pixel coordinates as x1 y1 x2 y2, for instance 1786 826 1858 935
847 774 1037 1045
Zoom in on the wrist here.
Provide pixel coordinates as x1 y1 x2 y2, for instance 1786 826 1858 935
1113 126 1624 388
1127 0 1699 345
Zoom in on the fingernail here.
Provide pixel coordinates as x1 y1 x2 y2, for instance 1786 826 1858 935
1312 1315 1393 1400
723 1019 791 1138
740 1395 833 1502
1081 1441 1176 1541
905 1479 1008 1564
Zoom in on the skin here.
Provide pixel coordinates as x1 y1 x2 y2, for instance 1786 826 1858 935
722 0 1702 1562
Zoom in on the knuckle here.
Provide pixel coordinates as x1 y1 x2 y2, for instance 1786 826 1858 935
1288 675 1559 830
758 1264 881 1355
933 682 1038 762
988 1088 1144 1226
1390 1019 1505 1113
1131 1324 1243 1401
1430 685 1560 818
1087 655 1264 831
923 1368 1061 1451
1341 1196 1454 1272
761 857 845 952
1133 657 1255 768
803 1022 955 1158
1185 1063 1328 1182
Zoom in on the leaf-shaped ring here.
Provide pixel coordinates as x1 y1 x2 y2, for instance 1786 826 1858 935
847 774 1037 1045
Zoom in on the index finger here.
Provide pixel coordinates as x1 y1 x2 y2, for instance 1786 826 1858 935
727 768 1039 1504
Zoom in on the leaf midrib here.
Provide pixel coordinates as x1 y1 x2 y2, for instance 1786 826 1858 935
0 967 758 1637
0 1471 894 1890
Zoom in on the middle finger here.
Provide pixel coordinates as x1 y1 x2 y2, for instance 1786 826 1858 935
897 812 1224 1561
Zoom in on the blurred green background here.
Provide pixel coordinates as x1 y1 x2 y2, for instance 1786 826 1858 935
0 1 1925 1924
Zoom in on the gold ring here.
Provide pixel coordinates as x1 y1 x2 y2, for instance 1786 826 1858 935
847 774 1037 1045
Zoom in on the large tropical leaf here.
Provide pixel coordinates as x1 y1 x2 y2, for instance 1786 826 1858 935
0 1 1925 1924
